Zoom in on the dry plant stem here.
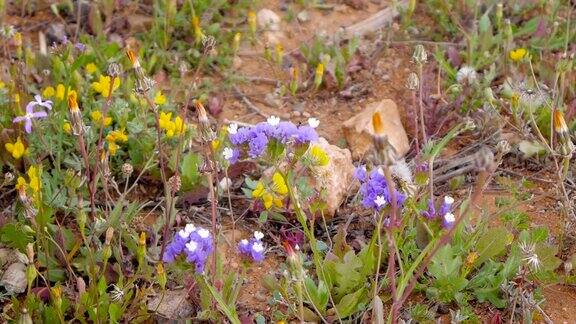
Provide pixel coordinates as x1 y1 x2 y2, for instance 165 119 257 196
382 166 399 322
395 169 492 311
417 64 427 144
411 91 420 154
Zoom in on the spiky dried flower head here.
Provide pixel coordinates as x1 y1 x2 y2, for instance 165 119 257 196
474 146 494 172
107 62 121 78
168 175 181 193
456 65 478 86
406 72 419 90
121 163 133 178
412 44 427 65
105 227 114 245
202 35 217 54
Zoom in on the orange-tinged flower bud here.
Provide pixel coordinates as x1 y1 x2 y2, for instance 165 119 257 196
553 110 569 134
126 49 140 68
68 96 79 112
372 112 385 135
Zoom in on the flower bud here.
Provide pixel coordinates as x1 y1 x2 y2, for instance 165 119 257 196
168 175 181 193
121 163 134 178
156 263 167 289
412 44 427 64
105 227 114 245
107 62 121 78
26 243 34 264
406 72 419 90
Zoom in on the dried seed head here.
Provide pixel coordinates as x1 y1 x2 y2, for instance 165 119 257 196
107 62 121 78
121 163 134 178
26 243 34 264
202 35 217 54
406 72 419 90
4 172 14 183
456 65 478 86
105 227 114 245
412 44 427 65
76 277 86 295
168 175 181 193
463 117 476 131
474 146 495 172
496 140 511 155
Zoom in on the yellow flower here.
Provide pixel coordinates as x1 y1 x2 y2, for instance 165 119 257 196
90 110 112 127
509 48 527 62
173 116 186 136
13 93 20 104
85 63 98 74
192 15 205 43
5 137 26 159
92 75 120 98
106 129 128 143
63 122 72 134
108 141 118 155
0 81 5 89
56 84 77 101
211 139 220 150
159 112 172 129
42 86 55 98
252 181 265 198
262 192 274 209
310 145 330 166
154 91 167 105
27 166 41 193
271 172 288 195
15 176 27 191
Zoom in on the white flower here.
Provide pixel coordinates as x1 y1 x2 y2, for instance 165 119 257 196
444 212 455 223
186 241 198 252
219 177 232 191
223 147 234 160
520 242 541 271
455 65 478 85
254 231 264 240
252 242 264 252
377 167 384 175
227 123 238 134
197 228 210 239
444 196 454 204
267 115 280 126
178 229 190 239
374 195 387 207
308 117 320 128
110 284 125 301
185 224 196 233
240 239 249 246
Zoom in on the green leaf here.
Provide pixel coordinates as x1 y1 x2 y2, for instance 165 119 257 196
304 278 329 314
0 223 33 251
475 227 511 265
334 288 366 318
535 244 562 272
181 152 202 189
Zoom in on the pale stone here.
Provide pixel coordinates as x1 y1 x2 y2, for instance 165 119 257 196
257 9 281 31
312 138 355 217
0 262 27 294
342 99 409 159
148 289 194 319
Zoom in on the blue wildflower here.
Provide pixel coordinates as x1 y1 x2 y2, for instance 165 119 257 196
442 212 456 229
163 224 213 273
248 131 269 158
358 168 406 211
354 165 367 181
238 231 265 262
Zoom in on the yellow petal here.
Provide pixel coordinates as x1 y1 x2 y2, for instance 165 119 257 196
263 192 273 209
252 181 265 198
272 172 288 195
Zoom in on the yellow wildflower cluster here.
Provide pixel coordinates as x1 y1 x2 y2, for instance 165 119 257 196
90 110 112 127
159 112 186 138
42 84 77 101
62 122 72 134
85 63 98 74
16 165 41 197
5 137 26 159
252 172 288 209
509 48 527 62
308 145 330 166
105 129 128 155
92 75 120 98
154 91 167 105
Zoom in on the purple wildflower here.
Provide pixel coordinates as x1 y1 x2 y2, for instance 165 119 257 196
272 121 299 143
421 198 436 219
163 224 213 273
74 42 86 52
442 212 456 229
238 231 266 263
223 147 240 164
354 165 367 181
439 196 454 216
229 126 252 145
294 125 318 143
358 168 406 211
248 132 268 158
13 95 53 133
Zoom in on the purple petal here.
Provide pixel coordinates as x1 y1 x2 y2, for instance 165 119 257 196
13 116 26 123
32 111 48 118
34 95 42 102
24 120 32 133
26 102 36 114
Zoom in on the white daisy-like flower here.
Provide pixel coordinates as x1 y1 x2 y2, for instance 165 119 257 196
267 115 280 126
186 241 198 252
444 196 454 204
444 212 456 223
308 117 320 128
223 147 234 160
227 123 238 134
197 228 210 239
456 65 478 86
252 242 264 252
110 284 125 301
254 231 264 240
520 242 541 271
374 195 387 207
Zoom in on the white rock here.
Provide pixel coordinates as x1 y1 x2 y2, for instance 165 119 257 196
312 138 355 217
0 262 27 294
257 9 281 31
148 289 194 319
342 99 410 159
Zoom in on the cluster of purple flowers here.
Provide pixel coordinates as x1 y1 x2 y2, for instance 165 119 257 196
163 224 214 273
13 95 53 133
225 117 319 162
354 165 407 211
238 231 265 262
422 196 456 229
